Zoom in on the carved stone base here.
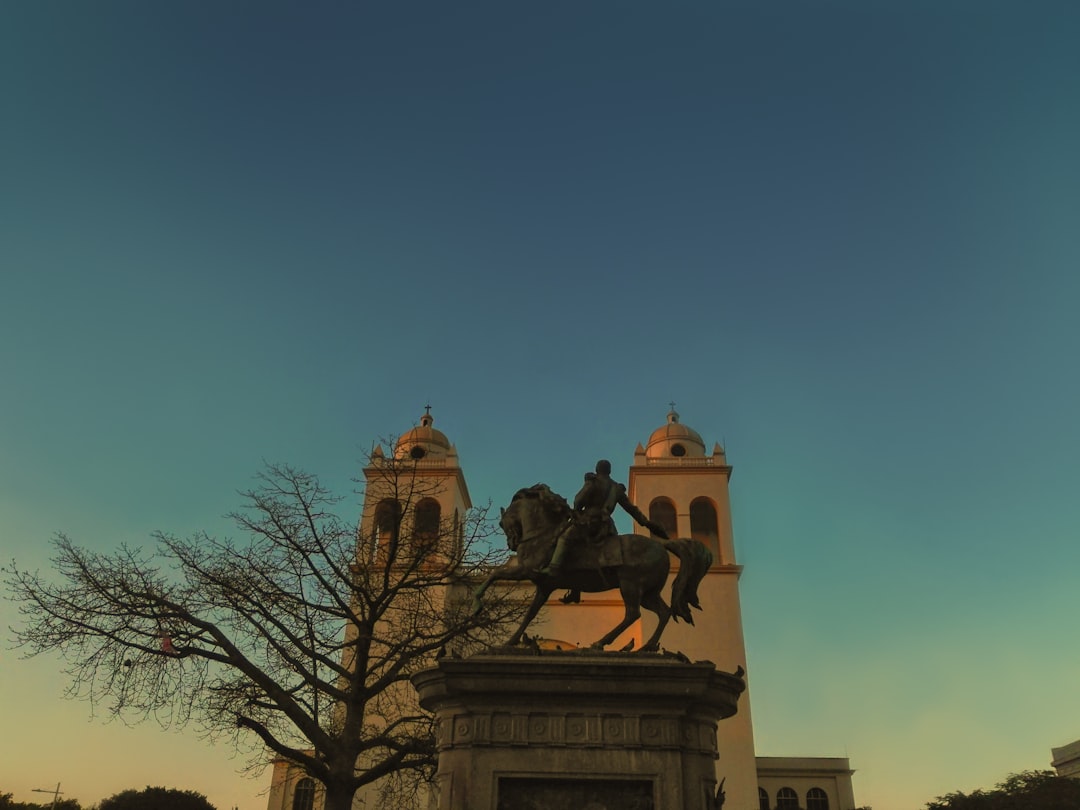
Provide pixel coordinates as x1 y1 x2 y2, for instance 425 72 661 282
411 651 745 810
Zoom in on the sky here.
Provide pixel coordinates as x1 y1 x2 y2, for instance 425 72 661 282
2 2 1079 808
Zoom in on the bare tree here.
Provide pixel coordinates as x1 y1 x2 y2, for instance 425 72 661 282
7 449 522 810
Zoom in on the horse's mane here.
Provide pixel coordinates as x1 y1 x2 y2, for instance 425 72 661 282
509 483 571 517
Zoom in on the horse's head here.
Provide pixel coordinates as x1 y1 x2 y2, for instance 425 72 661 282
499 503 523 551
499 484 571 552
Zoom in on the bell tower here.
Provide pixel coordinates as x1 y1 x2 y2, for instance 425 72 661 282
358 407 472 569
352 409 474 810
628 408 759 810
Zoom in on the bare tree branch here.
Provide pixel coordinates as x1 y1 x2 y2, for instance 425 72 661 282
6 446 524 810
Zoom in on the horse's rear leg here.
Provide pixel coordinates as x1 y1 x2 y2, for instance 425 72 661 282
639 590 671 653
590 584 642 650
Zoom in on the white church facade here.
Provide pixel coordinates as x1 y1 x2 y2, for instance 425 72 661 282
266 409 857 810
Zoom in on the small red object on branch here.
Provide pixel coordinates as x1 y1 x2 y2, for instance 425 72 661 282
161 634 178 655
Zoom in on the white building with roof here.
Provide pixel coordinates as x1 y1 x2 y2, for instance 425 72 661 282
1052 738 1080 779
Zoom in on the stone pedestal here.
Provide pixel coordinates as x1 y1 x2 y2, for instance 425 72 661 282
411 651 745 810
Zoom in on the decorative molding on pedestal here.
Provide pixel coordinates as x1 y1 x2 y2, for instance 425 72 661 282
412 651 745 810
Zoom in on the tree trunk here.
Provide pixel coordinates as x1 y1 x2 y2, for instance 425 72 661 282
322 781 357 810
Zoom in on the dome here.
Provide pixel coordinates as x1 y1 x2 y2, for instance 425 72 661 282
394 409 452 460
645 408 706 459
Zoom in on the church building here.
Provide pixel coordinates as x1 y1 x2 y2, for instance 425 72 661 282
266 409 857 810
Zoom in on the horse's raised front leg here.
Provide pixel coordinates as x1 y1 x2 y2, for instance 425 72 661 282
472 558 528 615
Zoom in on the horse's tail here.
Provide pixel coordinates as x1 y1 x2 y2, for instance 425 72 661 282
663 539 713 624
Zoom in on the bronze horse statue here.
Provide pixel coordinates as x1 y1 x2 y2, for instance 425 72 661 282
472 484 713 652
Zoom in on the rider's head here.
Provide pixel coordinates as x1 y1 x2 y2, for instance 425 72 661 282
595 459 612 476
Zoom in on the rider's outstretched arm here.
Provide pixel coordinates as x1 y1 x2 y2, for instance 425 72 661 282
618 494 669 540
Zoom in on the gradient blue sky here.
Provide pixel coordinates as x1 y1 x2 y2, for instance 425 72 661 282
3 3 1079 809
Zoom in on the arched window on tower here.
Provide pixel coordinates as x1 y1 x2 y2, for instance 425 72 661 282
776 787 799 808
292 778 315 810
648 497 677 539
758 787 770 810
373 499 401 561
414 498 441 554
807 787 829 810
689 497 720 562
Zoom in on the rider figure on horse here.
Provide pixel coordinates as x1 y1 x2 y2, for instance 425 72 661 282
539 459 670 579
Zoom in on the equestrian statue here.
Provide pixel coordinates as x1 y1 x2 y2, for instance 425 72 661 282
472 460 714 652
